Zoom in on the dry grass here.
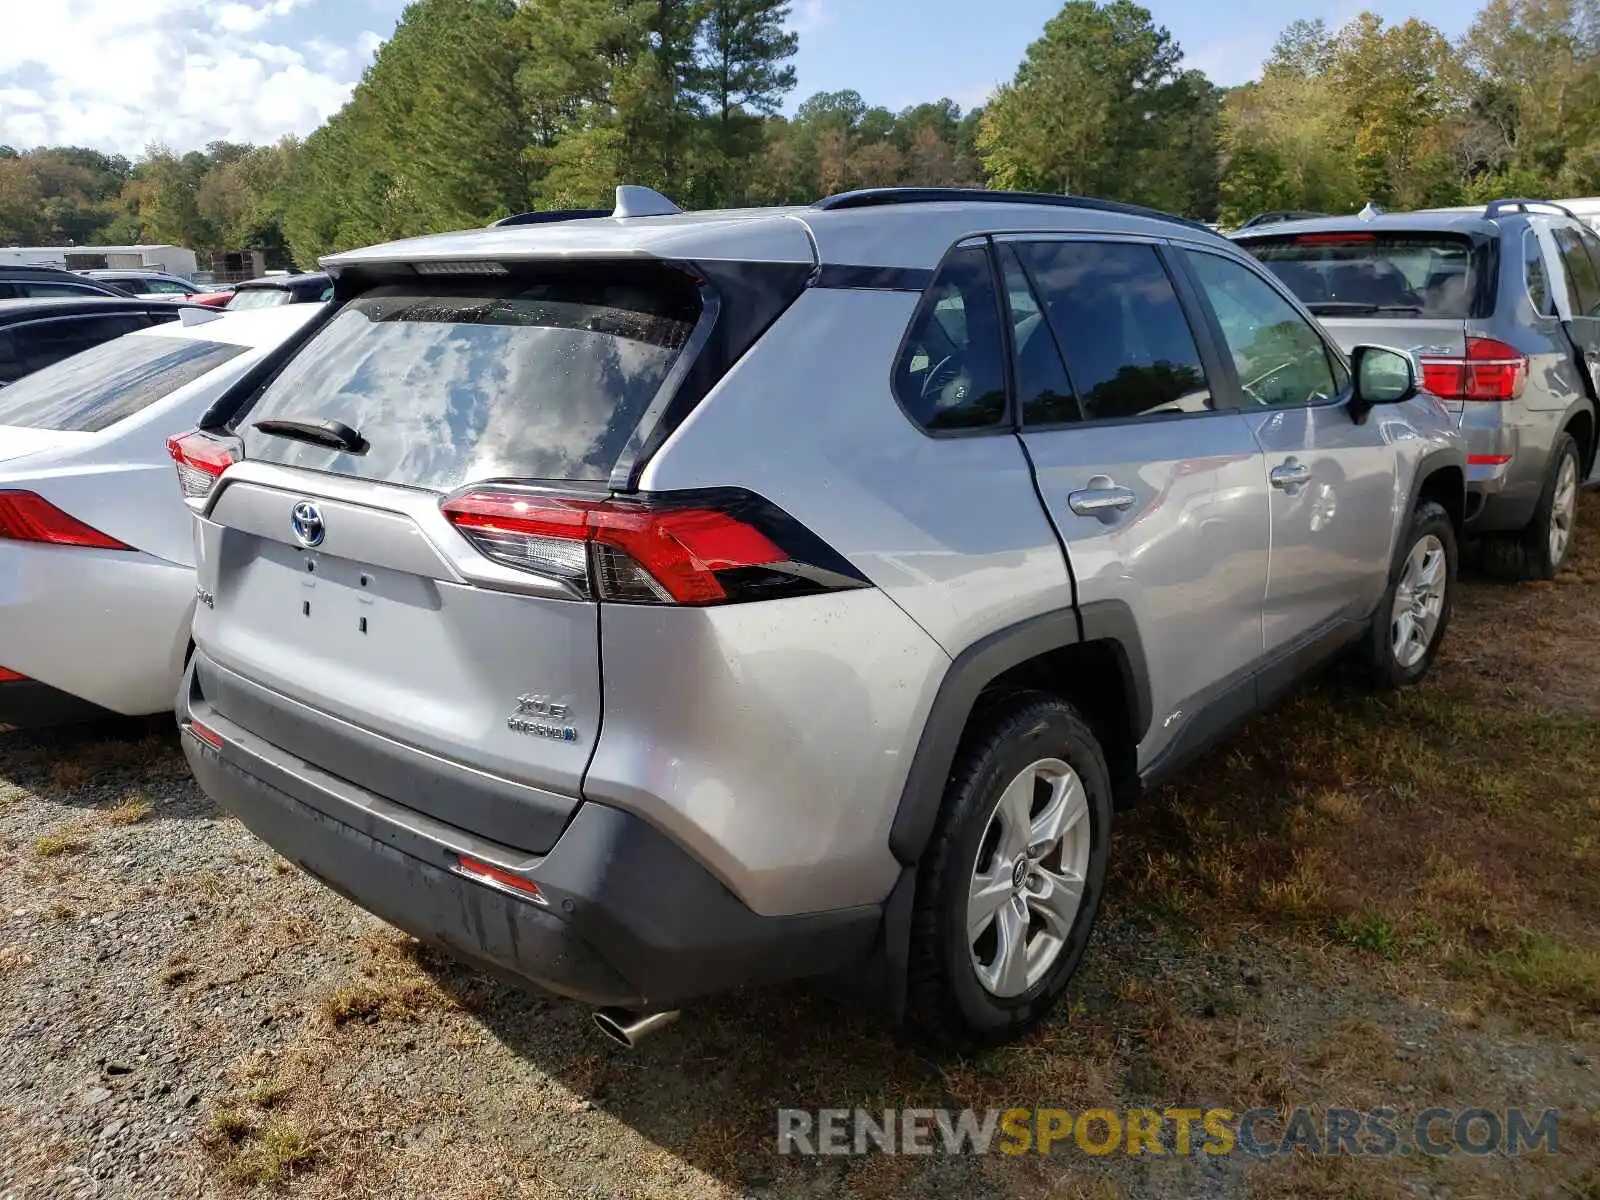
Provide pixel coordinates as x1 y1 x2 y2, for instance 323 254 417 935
316 933 463 1028
30 823 93 858
102 796 152 826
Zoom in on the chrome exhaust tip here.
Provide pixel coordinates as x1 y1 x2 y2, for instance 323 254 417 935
592 1007 680 1048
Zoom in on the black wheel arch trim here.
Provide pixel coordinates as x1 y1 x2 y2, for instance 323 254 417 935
887 602 1151 868
1404 446 1468 545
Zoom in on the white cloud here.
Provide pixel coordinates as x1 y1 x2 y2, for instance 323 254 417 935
0 0 364 153
790 0 831 35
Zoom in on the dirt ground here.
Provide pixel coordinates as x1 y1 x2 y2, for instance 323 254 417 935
2 496 1598 1200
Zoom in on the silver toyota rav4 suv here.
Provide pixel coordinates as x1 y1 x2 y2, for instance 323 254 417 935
170 187 1466 1046
1235 199 1600 580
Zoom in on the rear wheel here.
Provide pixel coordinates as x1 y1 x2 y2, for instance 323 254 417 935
1485 434 1580 581
1361 499 1456 689
906 691 1112 1045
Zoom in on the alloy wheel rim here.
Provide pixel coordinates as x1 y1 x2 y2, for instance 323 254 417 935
966 758 1091 999
1550 455 1578 568
1390 534 1447 670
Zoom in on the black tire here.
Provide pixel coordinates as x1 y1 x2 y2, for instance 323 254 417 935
1483 433 1581 582
905 690 1113 1045
1361 499 1457 689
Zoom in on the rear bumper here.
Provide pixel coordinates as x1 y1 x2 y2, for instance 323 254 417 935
179 653 879 1009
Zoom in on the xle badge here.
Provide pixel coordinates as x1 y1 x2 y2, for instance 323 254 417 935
507 694 579 743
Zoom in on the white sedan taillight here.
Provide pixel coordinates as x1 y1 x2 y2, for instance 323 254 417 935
0 490 131 550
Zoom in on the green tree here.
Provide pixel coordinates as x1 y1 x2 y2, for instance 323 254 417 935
685 0 798 203
977 0 1215 215
1461 0 1600 193
284 0 528 263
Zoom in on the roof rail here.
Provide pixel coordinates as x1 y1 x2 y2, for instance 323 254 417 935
492 208 610 228
811 187 1213 233
1235 210 1332 230
1484 198 1579 221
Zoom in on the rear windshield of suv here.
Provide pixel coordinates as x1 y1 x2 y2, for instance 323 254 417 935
1241 232 1479 318
235 268 702 489
0 335 246 432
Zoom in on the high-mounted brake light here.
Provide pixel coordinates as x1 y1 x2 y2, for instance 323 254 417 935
167 430 241 500
0 667 26 682
0 491 130 550
1293 232 1377 245
441 487 867 606
1419 337 1527 402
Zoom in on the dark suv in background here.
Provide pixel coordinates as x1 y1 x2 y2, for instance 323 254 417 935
1235 199 1599 579
0 264 132 301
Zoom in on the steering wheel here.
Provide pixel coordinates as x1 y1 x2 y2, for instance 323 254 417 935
920 353 966 403
1241 359 1293 405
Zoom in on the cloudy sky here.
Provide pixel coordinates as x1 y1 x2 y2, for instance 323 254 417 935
0 0 1478 157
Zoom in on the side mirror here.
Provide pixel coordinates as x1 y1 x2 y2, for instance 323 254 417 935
1351 344 1419 407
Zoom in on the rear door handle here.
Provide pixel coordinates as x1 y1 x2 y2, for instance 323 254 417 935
1068 476 1137 517
1270 460 1312 490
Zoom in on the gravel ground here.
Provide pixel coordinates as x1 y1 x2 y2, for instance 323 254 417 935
2 500 1599 1199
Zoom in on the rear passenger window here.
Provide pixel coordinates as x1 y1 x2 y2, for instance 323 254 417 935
1553 224 1600 317
19 281 103 298
999 246 1078 425
1184 250 1341 409
1016 241 1211 422
1525 230 1556 317
893 245 1008 431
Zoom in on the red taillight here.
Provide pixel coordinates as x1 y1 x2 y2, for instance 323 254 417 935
167 430 240 500
0 491 130 550
1420 337 1527 402
453 856 544 903
187 720 224 750
0 667 26 682
1468 454 1513 466
441 488 863 606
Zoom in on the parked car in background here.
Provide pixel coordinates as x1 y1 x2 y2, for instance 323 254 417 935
1234 210 1332 230
226 273 332 309
0 303 325 727
1235 198 1599 580
186 287 236 309
1554 197 1600 236
79 269 205 300
0 298 197 386
171 186 1464 1047
0 264 132 300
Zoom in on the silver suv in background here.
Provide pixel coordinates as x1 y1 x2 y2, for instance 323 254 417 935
170 187 1465 1046
1235 199 1599 579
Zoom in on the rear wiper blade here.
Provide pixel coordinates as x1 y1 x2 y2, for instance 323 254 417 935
253 417 367 454
1304 302 1426 315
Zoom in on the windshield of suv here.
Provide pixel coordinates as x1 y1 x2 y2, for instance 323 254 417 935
1241 232 1478 318
234 268 702 489
0 335 246 432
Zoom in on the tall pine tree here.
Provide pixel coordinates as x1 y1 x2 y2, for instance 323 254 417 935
689 0 798 204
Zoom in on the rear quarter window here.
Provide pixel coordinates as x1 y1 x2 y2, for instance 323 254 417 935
1243 232 1481 319
233 267 703 489
0 335 246 432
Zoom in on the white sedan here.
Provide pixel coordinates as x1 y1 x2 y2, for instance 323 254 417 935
0 304 324 727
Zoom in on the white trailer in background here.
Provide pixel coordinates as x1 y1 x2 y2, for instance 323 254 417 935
0 245 199 278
